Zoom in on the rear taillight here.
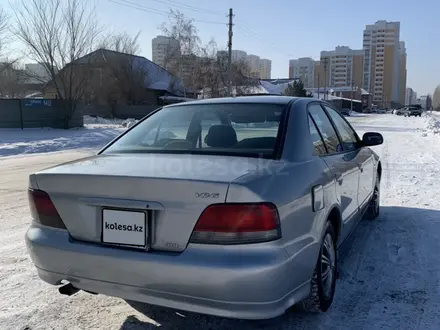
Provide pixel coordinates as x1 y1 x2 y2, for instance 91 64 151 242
189 203 281 245
28 188 66 229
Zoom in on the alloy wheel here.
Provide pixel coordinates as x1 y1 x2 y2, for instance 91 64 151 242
321 233 336 299
373 185 380 214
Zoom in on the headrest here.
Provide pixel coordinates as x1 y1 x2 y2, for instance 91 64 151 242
204 124 237 148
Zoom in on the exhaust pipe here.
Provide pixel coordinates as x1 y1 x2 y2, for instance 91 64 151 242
58 283 80 296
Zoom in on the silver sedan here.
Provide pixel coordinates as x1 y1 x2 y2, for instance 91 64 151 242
25 96 383 320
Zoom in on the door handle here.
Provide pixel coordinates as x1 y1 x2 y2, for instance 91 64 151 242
358 163 364 172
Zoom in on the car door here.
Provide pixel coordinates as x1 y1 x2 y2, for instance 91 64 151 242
322 104 375 212
308 103 360 241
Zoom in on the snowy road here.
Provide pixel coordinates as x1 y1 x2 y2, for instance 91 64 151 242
1 114 440 329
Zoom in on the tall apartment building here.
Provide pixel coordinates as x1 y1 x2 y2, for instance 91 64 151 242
288 57 317 88
418 95 430 109
152 35 180 69
217 50 272 79
434 86 440 110
405 87 417 105
259 59 272 79
399 41 407 105
320 46 364 89
362 20 404 107
246 54 261 78
231 50 247 62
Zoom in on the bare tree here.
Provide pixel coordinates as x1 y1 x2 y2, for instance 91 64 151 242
194 41 258 98
0 62 28 98
159 9 201 93
0 7 8 60
12 0 101 128
0 7 21 81
98 31 142 55
95 31 152 111
158 10 258 98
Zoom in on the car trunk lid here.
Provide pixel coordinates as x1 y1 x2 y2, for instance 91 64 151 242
32 153 263 252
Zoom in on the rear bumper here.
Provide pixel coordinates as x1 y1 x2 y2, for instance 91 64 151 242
26 224 312 320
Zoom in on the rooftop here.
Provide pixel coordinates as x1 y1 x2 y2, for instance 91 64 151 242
167 95 299 107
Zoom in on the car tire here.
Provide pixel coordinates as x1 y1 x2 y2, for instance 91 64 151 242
365 176 380 220
300 222 337 313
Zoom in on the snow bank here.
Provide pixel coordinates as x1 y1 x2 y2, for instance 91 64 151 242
0 126 125 158
121 118 138 128
422 116 440 136
83 115 138 128
349 111 368 117
0 116 141 158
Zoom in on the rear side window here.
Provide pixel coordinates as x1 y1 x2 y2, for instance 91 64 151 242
323 105 360 152
308 115 327 155
308 104 341 153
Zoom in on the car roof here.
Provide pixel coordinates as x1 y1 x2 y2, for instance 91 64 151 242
165 95 302 107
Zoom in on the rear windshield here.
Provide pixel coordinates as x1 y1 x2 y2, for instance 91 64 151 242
102 103 287 158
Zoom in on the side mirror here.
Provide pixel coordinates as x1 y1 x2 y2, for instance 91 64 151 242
362 132 383 146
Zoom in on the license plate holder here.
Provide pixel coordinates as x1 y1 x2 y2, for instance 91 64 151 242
102 208 147 249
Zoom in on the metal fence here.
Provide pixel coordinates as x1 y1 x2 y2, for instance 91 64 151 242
0 99 83 129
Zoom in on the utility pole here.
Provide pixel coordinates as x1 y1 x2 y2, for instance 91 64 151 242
317 72 320 99
227 8 234 97
350 79 354 112
322 57 328 100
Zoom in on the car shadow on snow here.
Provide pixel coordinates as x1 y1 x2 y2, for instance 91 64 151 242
118 206 440 330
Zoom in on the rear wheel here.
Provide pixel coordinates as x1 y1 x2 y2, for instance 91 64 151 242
365 176 380 220
301 222 337 313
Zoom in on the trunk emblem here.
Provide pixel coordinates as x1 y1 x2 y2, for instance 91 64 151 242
195 192 220 199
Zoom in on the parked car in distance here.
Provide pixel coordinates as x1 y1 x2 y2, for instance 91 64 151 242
339 108 351 116
394 108 404 115
402 105 423 117
377 108 387 114
25 96 383 320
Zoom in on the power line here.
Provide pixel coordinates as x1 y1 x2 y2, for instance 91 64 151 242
148 0 225 16
107 0 227 25
107 0 168 17
235 24 295 58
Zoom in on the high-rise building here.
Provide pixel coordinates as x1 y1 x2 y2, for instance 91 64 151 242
313 61 324 88
216 50 272 79
362 20 403 107
259 59 272 79
434 86 440 110
152 35 180 69
399 41 407 105
418 95 429 109
320 46 364 89
405 87 417 105
288 57 317 88
246 54 261 78
231 50 248 62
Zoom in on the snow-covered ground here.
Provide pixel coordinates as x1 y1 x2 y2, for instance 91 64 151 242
0 116 135 158
1 113 440 329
